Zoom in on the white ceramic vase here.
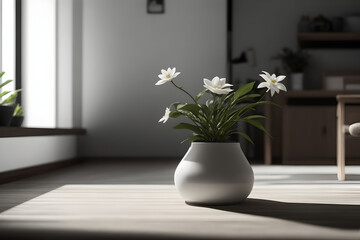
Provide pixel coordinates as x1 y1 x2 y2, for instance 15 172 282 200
290 73 304 90
174 142 254 205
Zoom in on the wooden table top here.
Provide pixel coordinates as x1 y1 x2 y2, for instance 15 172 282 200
0 161 360 240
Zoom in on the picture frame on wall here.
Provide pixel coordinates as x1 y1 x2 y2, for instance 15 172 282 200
147 0 164 14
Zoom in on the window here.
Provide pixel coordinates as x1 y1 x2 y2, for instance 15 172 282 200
1 0 77 129
0 0 16 100
22 0 56 127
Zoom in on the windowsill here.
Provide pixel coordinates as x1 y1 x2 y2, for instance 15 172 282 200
0 127 86 138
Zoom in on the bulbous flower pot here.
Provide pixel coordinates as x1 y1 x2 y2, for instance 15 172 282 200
0 105 15 126
174 142 254 205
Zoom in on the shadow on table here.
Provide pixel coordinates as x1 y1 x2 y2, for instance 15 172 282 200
208 198 360 230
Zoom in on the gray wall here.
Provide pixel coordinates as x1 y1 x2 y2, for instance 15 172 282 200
0 136 77 173
79 0 227 157
232 0 360 89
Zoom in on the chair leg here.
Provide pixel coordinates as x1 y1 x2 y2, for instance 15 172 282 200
337 102 345 181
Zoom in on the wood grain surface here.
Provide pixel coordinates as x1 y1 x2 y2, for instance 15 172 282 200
0 160 359 240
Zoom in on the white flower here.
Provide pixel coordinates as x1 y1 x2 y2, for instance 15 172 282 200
203 76 233 95
156 67 181 85
158 107 171 123
258 71 287 96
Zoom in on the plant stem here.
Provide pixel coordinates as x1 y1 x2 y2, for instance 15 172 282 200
171 81 197 104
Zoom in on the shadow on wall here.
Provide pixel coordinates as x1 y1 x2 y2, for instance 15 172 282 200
208 198 360 230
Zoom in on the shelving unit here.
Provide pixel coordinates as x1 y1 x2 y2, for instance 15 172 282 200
298 32 360 48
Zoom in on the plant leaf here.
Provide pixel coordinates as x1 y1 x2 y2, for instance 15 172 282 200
0 90 10 98
0 72 5 78
234 132 254 144
181 135 204 144
13 104 23 116
231 81 255 103
169 111 182 118
0 79 12 89
243 119 271 137
241 115 267 120
178 103 201 116
0 90 21 104
174 123 202 134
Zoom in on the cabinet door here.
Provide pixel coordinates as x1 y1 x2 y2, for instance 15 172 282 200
282 106 336 164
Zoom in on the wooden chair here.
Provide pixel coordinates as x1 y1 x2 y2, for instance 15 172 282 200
336 95 360 181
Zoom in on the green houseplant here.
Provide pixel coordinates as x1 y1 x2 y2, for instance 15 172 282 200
0 72 22 126
274 47 309 90
155 67 286 205
10 104 24 127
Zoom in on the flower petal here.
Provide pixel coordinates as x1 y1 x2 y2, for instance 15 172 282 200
259 74 271 84
212 76 220 86
171 67 176 75
219 78 226 86
276 75 286 82
155 79 170 85
203 78 212 87
277 82 287 92
161 69 166 75
270 88 275 96
222 83 233 88
257 82 268 89
262 71 271 78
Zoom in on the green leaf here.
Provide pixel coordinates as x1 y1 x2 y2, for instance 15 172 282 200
174 123 201 134
175 103 186 110
241 115 267 120
243 119 271 137
0 72 5 78
195 89 207 102
181 135 204 144
0 90 10 98
0 79 12 89
178 103 201 116
231 81 255 102
0 90 21 104
234 132 254 144
236 93 261 103
169 111 182 118
13 104 23 116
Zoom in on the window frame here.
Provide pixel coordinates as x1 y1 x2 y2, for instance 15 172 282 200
15 0 21 104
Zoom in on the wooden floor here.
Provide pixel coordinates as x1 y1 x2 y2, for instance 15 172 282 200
0 159 360 240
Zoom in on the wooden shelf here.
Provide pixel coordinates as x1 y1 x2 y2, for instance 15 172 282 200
298 32 360 48
0 127 86 138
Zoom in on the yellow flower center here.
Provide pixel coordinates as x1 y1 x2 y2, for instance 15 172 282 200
271 79 277 84
166 74 171 78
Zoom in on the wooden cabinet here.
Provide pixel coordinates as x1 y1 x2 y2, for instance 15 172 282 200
282 106 336 164
265 90 360 165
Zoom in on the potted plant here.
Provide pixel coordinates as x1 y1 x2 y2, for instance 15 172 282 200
10 104 24 127
274 47 309 90
156 68 286 205
0 72 21 126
